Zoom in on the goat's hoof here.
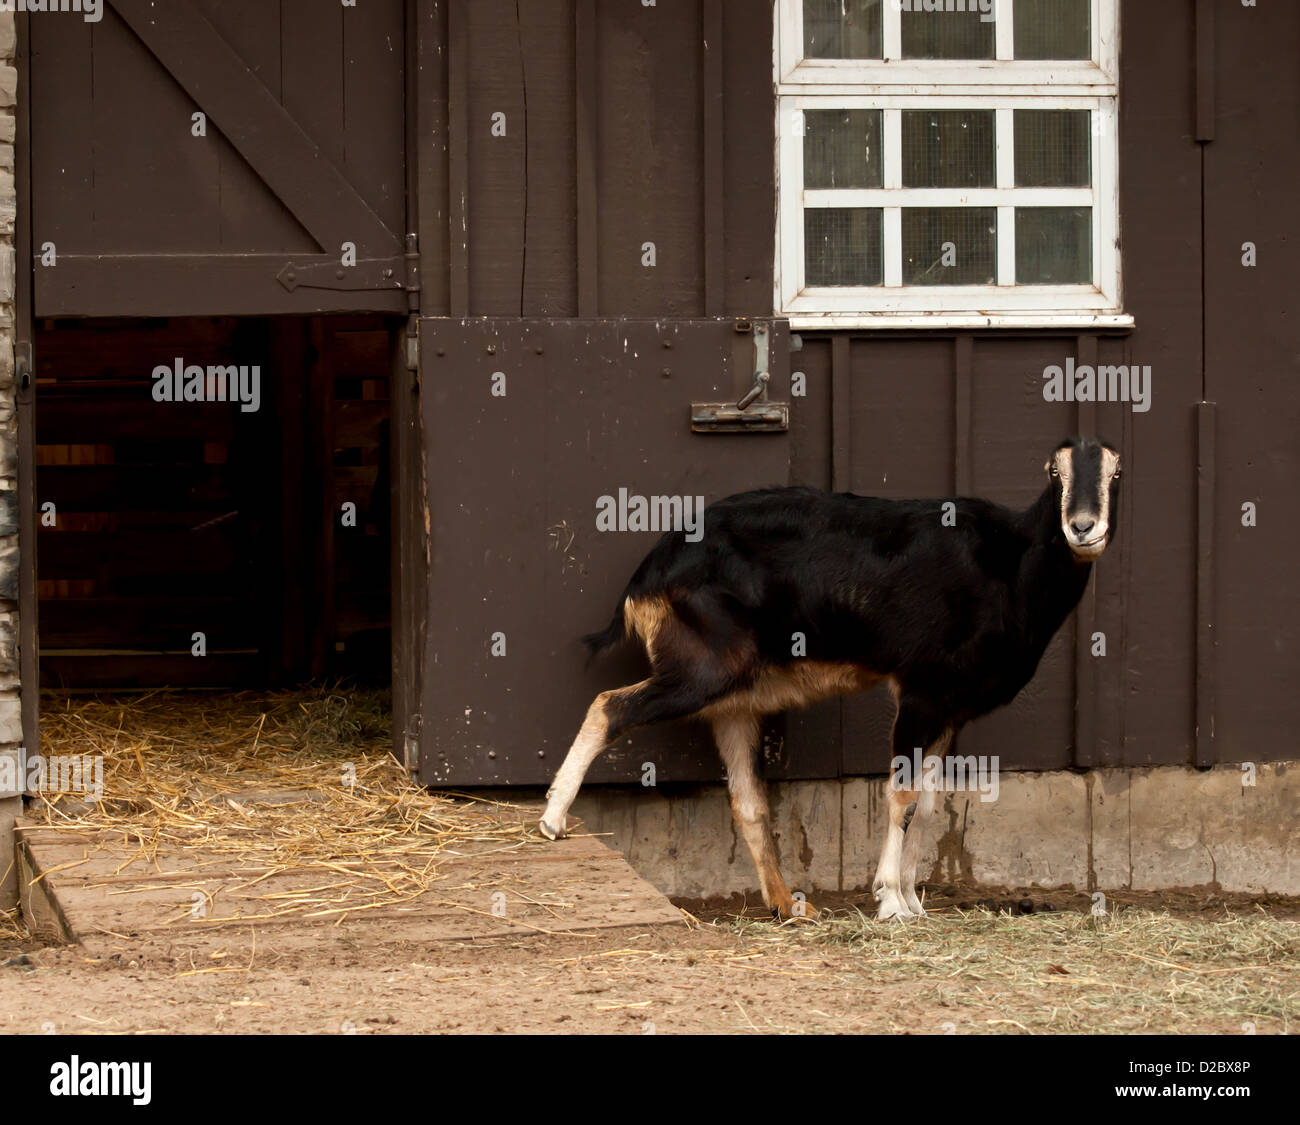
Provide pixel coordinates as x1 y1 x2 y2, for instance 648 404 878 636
874 888 915 922
772 899 819 923
538 817 566 841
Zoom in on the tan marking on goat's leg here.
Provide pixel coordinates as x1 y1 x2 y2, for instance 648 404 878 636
899 732 953 917
539 679 651 840
713 713 814 921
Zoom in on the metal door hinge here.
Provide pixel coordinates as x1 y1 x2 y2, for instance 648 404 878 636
692 322 789 433
276 256 406 293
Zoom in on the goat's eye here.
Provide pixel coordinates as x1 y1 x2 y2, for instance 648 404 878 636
1049 466 1060 477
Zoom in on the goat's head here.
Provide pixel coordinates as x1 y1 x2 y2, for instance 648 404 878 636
1045 437 1121 560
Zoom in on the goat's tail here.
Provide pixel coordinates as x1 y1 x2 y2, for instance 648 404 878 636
581 603 628 661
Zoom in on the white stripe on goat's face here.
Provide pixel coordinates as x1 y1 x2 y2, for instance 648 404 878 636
1049 441 1120 560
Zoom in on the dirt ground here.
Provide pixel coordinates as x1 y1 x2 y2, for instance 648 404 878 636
3 884 1297 1035
6 692 1295 1034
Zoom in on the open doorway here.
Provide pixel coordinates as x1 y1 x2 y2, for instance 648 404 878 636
34 316 395 692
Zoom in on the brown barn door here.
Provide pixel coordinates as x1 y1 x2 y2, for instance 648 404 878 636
416 317 793 786
30 0 409 318
1200 0 1300 766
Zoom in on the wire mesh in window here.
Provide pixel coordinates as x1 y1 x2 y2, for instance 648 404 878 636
803 0 883 59
804 110 883 189
1016 207 1092 284
902 110 995 189
1015 110 1091 187
900 3 995 59
1013 0 1091 60
805 208 883 286
902 208 997 285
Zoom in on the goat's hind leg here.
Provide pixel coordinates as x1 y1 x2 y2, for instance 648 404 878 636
713 713 815 922
540 679 650 839
540 661 737 840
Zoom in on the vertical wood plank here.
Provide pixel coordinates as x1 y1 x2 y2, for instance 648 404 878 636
417 0 450 315
702 0 725 315
343 0 407 242
953 334 973 494
1195 400 1217 767
575 0 598 316
518 0 578 316
448 0 471 317
831 335 851 492
1194 0 1215 142
1072 334 1099 769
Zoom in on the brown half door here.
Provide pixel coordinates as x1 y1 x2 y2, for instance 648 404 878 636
417 317 800 786
30 0 408 318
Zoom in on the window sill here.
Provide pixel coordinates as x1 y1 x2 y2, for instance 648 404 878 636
785 311 1135 332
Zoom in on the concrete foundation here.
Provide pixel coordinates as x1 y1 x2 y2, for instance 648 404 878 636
567 763 1300 899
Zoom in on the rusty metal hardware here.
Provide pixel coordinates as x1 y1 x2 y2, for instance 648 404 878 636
691 322 789 433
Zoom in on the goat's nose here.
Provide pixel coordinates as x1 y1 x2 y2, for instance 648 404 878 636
1070 518 1095 536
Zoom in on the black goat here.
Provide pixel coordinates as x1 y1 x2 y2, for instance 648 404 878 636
540 437 1121 921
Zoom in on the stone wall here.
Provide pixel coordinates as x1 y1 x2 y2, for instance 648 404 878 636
0 7 19 909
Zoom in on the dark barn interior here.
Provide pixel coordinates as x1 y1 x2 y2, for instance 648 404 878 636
34 316 395 691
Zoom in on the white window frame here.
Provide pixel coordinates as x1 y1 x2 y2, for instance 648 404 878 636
775 0 1131 330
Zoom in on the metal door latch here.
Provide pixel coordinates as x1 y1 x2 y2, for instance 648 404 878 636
691 323 789 433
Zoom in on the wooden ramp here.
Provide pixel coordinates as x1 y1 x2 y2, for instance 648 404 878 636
15 806 684 958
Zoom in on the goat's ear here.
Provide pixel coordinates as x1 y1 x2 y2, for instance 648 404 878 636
1043 460 1052 473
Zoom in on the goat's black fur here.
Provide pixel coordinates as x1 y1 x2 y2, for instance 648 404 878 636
588 436 1119 745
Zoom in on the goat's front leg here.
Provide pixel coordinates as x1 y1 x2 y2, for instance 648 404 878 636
876 698 950 921
874 782 918 921
898 732 952 917
713 713 815 921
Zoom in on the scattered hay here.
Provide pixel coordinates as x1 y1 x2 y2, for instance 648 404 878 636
32 688 539 925
0 907 26 947
717 906 1300 1032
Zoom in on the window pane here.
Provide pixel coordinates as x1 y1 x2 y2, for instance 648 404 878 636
805 208 883 286
901 4 995 59
804 110 883 189
902 110 995 188
1015 110 1091 187
1016 207 1092 283
1014 0 1090 60
902 208 997 285
804 0 883 59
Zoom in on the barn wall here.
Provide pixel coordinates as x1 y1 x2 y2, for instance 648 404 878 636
415 0 1300 786
0 7 20 908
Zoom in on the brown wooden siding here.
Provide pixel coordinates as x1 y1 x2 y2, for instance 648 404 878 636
419 0 775 319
